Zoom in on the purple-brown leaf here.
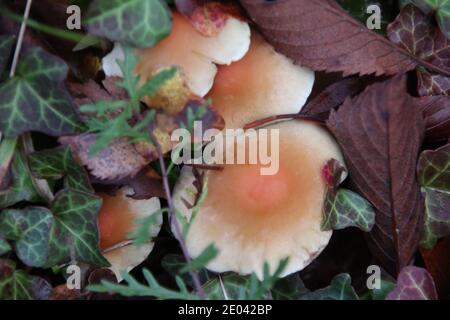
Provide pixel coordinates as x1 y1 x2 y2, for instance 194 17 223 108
386 266 438 300
417 95 450 145
327 76 425 274
239 0 417 76
387 4 450 96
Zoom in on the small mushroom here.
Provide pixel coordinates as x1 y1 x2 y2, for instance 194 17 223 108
172 120 345 279
102 11 251 100
208 33 315 128
97 187 162 281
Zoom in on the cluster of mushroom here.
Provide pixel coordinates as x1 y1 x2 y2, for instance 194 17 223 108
98 4 345 280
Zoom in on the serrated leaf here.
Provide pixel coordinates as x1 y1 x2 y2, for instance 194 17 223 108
322 189 376 232
179 244 218 274
0 208 53 267
388 4 450 96
417 144 450 248
45 189 109 267
240 0 418 77
0 149 42 209
327 75 425 275
85 0 172 48
29 146 93 193
386 266 437 300
0 259 51 300
0 35 15 75
300 273 359 300
0 48 83 137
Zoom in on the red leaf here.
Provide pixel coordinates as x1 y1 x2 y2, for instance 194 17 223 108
416 95 450 145
386 266 437 300
421 237 450 296
239 0 418 76
327 76 425 274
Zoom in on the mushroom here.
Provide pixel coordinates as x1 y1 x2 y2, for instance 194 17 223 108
172 120 345 279
97 187 162 281
102 11 251 111
207 33 315 128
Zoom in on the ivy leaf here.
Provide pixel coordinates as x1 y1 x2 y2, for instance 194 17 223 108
370 279 396 300
45 189 109 267
0 149 42 210
29 146 94 193
405 0 450 41
327 76 425 275
84 0 172 48
386 266 438 300
0 35 15 76
322 189 376 232
387 4 450 96
0 189 108 267
321 159 376 232
0 259 51 300
417 144 450 249
0 237 10 255
300 273 359 300
0 208 53 267
0 48 83 137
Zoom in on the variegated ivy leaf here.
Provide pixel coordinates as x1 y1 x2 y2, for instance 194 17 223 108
0 259 51 300
85 0 172 48
0 237 10 255
386 266 437 300
0 48 84 137
46 189 109 267
29 146 93 193
0 149 42 210
0 189 109 268
300 274 359 300
402 0 450 41
417 144 450 249
0 208 52 267
0 35 15 75
322 189 376 232
321 159 375 232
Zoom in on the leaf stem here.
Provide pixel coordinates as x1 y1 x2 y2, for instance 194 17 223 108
150 132 206 300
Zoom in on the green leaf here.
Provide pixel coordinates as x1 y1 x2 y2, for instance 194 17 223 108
300 274 359 300
45 189 109 267
88 268 198 300
179 243 218 274
0 189 108 267
0 48 83 137
84 0 172 48
371 279 396 300
418 144 450 192
417 144 450 248
271 274 308 300
0 35 15 76
421 188 450 248
322 189 376 232
0 149 42 209
29 146 93 193
0 259 51 300
0 208 53 267
405 0 450 40
0 237 11 255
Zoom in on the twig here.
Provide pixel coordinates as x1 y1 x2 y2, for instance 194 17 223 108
9 0 33 77
150 132 206 300
243 113 325 130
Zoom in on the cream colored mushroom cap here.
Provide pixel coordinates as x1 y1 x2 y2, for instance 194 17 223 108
208 33 315 128
102 12 250 97
101 188 162 282
172 120 345 279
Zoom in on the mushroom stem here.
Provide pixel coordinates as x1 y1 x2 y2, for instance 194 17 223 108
151 131 206 300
